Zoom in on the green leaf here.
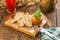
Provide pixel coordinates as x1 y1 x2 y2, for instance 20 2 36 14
34 11 42 19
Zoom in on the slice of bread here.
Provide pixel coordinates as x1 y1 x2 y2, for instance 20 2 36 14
12 12 25 23
17 20 24 27
23 14 32 27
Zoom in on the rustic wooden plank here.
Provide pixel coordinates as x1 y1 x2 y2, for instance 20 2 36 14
43 9 57 27
56 0 60 26
56 9 60 26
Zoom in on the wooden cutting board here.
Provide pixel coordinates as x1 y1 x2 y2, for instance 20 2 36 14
4 12 52 37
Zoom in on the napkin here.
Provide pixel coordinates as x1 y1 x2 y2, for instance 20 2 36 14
41 27 60 40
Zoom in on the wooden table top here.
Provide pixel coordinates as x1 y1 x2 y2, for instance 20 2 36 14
0 0 60 40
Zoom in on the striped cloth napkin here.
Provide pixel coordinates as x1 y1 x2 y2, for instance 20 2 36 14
41 27 60 40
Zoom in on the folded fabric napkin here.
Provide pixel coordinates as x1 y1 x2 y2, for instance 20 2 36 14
41 27 60 40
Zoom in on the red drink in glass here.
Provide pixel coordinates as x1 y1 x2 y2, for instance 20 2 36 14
6 0 16 13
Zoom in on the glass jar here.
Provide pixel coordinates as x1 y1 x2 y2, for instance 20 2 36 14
40 0 57 13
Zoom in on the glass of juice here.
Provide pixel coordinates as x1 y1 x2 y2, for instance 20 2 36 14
6 0 16 13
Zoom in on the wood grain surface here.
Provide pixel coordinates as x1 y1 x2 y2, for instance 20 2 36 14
56 0 60 26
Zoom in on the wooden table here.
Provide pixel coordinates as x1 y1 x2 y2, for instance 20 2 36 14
0 0 59 40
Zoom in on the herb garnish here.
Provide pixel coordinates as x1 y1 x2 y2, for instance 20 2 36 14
34 11 42 19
